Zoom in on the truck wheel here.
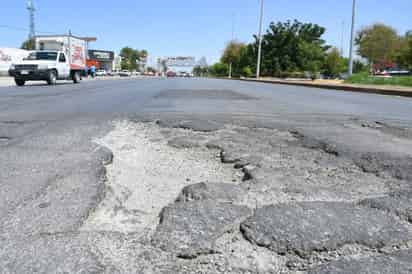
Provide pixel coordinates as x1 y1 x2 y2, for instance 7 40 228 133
72 71 80 84
47 71 57 85
15 79 25 86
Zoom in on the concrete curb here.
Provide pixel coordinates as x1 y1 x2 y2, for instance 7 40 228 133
232 78 412 98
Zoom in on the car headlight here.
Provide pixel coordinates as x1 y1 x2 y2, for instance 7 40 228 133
10 64 15 70
38 64 49 70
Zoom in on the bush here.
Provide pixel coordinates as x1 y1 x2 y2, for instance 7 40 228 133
242 67 253 78
276 71 308 79
345 72 412 87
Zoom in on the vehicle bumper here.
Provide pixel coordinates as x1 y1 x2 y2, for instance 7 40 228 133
9 69 50 80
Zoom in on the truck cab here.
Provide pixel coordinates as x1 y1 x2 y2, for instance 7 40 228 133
9 51 80 86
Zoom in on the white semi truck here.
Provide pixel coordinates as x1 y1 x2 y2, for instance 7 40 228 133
9 35 87 86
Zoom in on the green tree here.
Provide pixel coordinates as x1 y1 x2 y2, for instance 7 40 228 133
256 20 328 76
221 41 247 77
221 41 243 64
356 23 400 66
395 31 412 70
209 63 229 77
120 47 148 71
21 39 35 50
239 44 256 76
146 67 156 73
193 66 209 77
323 47 346 78
120 47 137 70
353 60 368 73
160 59 168 73
407 32 412 69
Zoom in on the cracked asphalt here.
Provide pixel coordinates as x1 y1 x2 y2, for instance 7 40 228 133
1 78 412 273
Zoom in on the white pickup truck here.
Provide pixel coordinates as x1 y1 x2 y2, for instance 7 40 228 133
9 35 87 86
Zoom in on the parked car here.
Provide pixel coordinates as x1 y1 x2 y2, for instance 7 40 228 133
108 70 120 76
119 70 131 77
166 71 176 78
95 69 107 77
388 70 410 76
144 71 155 76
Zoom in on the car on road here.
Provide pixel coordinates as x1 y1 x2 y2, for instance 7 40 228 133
166 71 176 78
95 69 107 77
119 70 131 77
108 70 120 76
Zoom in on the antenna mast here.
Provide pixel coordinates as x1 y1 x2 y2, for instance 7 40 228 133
27 0 36 39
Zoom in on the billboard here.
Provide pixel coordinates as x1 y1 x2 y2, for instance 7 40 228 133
165 56 195 67
88 50 114 61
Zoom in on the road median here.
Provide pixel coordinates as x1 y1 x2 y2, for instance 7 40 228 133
236 77 412 98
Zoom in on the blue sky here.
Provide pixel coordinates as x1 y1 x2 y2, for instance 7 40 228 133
1 0 411 65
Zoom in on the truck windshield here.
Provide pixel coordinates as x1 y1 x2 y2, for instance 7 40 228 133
25 52 58 61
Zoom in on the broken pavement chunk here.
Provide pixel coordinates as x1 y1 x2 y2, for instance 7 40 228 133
152 200 252 258
240 202 411 258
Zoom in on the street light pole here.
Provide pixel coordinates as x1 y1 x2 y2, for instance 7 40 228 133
348 0 357 75
256 0 264 79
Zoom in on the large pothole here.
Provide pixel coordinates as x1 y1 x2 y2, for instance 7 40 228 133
80 121 243 235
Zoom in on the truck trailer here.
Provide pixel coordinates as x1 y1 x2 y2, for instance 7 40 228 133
0 48 29 76
9 35 88 86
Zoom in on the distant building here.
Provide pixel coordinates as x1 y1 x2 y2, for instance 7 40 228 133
87 49 115 71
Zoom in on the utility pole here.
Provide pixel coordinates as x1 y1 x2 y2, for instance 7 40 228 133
256 0 264 79
27 0 36 39
229 13 235 79
340 20 345 56
348 0 356 75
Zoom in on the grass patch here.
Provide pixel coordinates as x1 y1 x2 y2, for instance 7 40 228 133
345 72 412 87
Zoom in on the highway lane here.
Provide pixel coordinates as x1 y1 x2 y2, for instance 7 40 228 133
1 78 412 123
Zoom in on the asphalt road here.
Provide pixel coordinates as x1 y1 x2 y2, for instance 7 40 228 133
1 78 412 273
1 78 412 122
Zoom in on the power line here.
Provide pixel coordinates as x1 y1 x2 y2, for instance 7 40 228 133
0 24 28 32
0 24 55 34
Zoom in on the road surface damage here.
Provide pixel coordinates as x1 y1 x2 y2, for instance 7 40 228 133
83 118 412 273
2 117 412 273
